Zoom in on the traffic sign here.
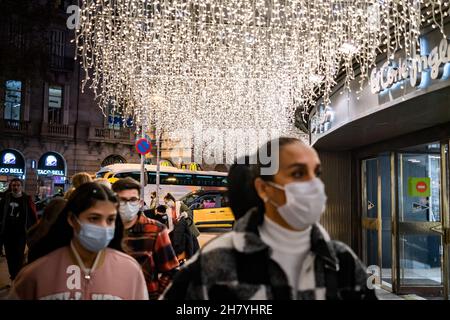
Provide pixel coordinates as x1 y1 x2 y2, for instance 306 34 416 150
408 177 431 197
416 181 427 193
135 138 152 155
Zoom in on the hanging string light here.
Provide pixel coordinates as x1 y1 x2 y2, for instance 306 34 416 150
74 0 449 137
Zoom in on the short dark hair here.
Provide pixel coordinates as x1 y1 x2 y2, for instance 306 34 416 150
227 156 260 221
9 178 23 185
164 193 175 202
156 205 167 213
111 177 141 194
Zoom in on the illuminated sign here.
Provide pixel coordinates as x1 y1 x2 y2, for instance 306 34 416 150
0 168 24 174
37 169 65 176
37 152 65 177
408 177 431 197
370 39 450 94
0 149 25 177
45 155 58 167
3 153 16 165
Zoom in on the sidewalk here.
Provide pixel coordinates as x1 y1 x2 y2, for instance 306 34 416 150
375 287 405 300
0 256 11 299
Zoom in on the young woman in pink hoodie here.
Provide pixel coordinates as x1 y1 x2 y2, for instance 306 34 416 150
10 182 148 300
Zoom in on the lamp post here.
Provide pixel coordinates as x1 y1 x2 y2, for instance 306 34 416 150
155 128 161 207
139 124 145 201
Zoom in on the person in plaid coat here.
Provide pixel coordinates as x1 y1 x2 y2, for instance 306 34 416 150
162 137 377 300
112 178 179 299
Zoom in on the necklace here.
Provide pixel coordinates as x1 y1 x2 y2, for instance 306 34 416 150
70 241 102 281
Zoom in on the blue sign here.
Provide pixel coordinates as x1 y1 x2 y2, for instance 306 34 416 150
135 138 152 155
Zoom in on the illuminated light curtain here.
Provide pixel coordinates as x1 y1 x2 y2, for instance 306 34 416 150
74 0 449 138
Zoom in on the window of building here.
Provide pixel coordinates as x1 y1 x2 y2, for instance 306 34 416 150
49 29 65 68
107 100 124 130
48 85 63 124
4 80 22 121
101 155 127 167
50 29 65 57
2 20 26 50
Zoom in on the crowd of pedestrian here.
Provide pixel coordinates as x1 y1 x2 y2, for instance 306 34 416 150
0 137 375 300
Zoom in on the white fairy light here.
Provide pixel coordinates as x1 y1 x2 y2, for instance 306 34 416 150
74 0 449 146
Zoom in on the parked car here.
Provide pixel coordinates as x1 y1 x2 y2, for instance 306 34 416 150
180 190 234 228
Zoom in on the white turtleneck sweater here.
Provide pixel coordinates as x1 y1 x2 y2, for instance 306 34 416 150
258 216 312 298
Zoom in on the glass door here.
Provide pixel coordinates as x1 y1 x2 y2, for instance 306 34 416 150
397 142 444 296
361 155 393 289
442 142 450 300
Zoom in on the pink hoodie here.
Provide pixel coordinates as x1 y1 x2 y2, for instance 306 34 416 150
10 246 149 300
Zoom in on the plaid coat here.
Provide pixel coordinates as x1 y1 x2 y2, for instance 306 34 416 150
122 213 179 299
162 208 377 300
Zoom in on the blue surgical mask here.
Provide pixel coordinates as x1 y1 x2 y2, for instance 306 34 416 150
74 217 115 252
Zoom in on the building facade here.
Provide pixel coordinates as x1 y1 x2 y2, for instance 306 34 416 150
0 1 141 195
0 1 226 197
310 22 450 298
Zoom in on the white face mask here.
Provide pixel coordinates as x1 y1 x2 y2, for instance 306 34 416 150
266 178 327 230
119 202 140 222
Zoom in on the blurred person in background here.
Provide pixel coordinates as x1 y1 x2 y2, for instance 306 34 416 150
94 178 112 189
64 172 93 200
0 178 37 281
163 193 200 238
145 205 169 227
149 191 157 210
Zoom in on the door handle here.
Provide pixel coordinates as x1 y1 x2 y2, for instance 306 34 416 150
430 225 450 245
430 225 443 234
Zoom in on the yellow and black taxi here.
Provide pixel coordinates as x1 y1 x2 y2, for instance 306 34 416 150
181 190 234 228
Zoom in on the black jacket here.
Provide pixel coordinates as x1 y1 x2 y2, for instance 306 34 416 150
169 217 199 259
162 208 377 300
144 209 169 227
0 192 37 237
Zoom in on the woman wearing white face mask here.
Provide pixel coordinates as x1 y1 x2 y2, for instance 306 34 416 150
162 137 376 300
9 182 148 300
163 193 200 238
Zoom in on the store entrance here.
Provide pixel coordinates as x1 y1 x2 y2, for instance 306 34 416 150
361 141 449 298
397 142 446 296
361 155 393 290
